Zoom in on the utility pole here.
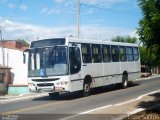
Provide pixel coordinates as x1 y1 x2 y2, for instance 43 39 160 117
0 29 5 66
77 0 80 38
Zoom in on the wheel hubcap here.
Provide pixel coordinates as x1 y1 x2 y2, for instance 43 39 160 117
84 84 90 92
124 79 127 87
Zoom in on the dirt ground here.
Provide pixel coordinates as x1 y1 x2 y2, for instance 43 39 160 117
124 108 160 120
124 93 160 120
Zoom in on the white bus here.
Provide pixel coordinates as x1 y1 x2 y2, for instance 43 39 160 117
24 37 141 97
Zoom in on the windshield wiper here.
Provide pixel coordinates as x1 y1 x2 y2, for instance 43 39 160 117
34 47 37 69
51 46 57 67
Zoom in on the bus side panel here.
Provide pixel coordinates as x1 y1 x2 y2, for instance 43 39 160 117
70 74 83 92
121 62 135 81
121 60 141 82
82 63 103 88
103 62 121 85
134 60 141 79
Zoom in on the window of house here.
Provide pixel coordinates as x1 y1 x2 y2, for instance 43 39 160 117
92 44 102 63
102 45 111 62
111 46 119 62
81 44 92 63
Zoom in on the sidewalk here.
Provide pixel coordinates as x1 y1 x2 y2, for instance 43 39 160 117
136 74 160 81
0 92 48 104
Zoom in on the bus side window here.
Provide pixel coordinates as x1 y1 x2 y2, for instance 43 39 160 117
111 46 119 62
133 47 139 61
102 45 111 62
126 47 134 61
92 44 102 63
69 47 81 74
81 44 92 63
119 46 127 62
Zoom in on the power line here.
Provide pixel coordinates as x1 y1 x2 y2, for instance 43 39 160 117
10 0 23 20
0 0 23 67
80 3 137 16
64 2 77 37
66 15 75 26
1 0 23 37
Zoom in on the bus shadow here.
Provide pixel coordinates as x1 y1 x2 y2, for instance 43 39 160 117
32 92 82 101
136 92 160 114
91 83 140 95
32 83 140 101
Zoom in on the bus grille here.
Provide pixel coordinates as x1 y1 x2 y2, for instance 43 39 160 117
37 83 54 87
32 78 59 82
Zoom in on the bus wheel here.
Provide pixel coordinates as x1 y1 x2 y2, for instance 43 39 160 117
122 75 128 89
83 82 91 97
49 92 59 98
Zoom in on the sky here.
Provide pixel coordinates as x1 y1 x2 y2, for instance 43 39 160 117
0 0 142 42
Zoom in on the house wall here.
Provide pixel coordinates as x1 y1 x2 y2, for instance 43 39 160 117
0 68 11 94
0 47 28 85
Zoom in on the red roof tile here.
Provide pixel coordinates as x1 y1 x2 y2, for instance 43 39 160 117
0 40 29 51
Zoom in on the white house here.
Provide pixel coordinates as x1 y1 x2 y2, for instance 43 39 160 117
0 40 29 94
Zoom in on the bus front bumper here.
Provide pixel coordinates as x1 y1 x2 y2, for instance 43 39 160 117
29 85 69 93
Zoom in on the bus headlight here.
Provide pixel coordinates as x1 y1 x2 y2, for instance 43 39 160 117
56 81 68 85
28 83 35 86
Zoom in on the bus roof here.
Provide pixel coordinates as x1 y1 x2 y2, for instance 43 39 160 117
30 37 139 48
66 37 139 47
30 38 65 48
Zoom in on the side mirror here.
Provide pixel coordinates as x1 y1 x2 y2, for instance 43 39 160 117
23 53 26 64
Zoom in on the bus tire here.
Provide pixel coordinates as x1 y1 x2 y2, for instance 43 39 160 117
49 92 59 98
83 82 91 97
121 75 128 89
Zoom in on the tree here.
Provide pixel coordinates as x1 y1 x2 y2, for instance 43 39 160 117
140 46 157 66
17 39 30 47
155 0 160 9
111 36 137 43
138 0 160 62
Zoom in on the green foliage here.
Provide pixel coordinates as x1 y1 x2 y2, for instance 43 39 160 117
111 36 137 43
138 0 160 63
155 0 160 9
140 46 157 66
17 39 30 47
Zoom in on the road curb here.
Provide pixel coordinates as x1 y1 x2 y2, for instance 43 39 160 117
136 75 160 81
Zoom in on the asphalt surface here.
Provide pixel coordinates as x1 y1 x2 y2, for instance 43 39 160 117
0 77 160 120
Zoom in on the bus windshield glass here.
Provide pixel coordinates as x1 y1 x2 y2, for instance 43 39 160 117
28 46 68 77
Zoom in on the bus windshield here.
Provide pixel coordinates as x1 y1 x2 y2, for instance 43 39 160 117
28 46 68 77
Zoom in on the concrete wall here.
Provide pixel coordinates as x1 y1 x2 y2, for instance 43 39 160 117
8 84 29 95
0 47 28 85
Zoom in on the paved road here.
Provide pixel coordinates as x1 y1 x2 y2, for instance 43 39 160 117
0 77 160 120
